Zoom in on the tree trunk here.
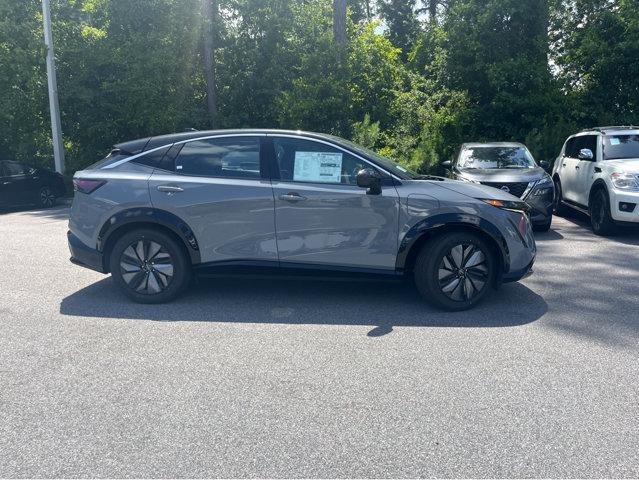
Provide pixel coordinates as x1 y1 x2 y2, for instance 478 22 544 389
333 0 347 44
202 0 217 129
428 0 438 25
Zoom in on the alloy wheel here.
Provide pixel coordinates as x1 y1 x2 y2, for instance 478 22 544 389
40 187 55 208
438 243 489 302
119 240 174 294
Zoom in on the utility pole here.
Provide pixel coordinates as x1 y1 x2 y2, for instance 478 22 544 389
42 0 65 174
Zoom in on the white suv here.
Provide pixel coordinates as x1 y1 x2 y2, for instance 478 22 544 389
552 126 639 235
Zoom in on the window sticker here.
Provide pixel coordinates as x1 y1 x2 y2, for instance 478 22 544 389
609 137 621 146
293 151 343 183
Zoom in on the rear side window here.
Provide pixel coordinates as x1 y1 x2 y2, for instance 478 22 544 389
173 137 261 179
131 146 171 169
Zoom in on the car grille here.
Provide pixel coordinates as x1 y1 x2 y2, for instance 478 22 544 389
481 181 530 198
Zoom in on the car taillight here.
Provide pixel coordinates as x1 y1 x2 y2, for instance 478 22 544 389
73 178 106 194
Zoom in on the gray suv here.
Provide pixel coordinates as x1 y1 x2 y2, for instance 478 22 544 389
68 130 536 311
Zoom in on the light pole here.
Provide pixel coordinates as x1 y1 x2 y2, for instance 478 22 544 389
41 0 65 174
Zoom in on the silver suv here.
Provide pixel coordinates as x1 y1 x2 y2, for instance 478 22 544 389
68 130 536 311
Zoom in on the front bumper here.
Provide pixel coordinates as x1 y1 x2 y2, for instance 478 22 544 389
610 190 639 223
502 258 535 283
68 231 107 273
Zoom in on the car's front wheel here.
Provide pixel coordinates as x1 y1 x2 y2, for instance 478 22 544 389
414 232 497 311
109 229 191 303
589 189 616 236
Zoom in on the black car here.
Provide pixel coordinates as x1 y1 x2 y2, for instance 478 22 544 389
0 160 66 209
443 142 554 231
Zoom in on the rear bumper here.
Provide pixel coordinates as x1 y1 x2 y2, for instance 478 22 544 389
68 231 106 273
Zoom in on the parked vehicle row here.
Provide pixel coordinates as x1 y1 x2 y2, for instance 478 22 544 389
59 125 639 310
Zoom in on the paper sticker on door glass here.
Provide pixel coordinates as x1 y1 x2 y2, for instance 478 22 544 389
293 152 343 183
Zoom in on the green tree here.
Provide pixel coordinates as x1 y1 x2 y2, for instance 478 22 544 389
377 0 420 59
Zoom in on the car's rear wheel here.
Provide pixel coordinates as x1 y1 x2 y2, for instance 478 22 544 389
414 232 497 311
589 189 616 236
552 178 569 216
39 186 56 208
109 229 191 303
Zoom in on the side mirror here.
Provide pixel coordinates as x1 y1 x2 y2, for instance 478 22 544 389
539 160 550 171
578 148 594 161
356 168 382 195
441 160 452 168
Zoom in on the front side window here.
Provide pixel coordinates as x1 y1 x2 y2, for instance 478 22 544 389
603 134 639 160
273 137 371 185
457 146 536 169
573 135 598 159
174 137 261 179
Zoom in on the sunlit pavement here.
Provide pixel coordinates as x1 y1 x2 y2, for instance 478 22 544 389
1 205 638 477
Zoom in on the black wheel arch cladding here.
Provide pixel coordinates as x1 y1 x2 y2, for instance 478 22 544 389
97 207 201 265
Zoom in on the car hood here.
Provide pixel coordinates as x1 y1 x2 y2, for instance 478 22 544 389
426 178 523 202
604 158 639 173
455 167 547 183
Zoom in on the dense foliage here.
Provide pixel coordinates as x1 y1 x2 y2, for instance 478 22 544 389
0 0 637 174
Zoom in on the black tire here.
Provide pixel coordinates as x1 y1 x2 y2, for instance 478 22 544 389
589 189 616 236
533 217 552 232
109 228 191 303
414 232 497 311
552 178 569 216
38 185 56 208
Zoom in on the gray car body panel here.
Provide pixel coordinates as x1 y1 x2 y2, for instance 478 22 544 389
69 129 536 280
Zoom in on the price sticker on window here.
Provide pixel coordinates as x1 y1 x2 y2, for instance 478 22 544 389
293 152 343 183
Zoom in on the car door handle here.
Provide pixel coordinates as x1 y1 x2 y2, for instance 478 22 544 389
575 165 580 170
279 192 307 202
157 185 184 193
562 163 566 167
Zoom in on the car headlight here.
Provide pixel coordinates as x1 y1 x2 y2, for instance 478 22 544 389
611 172 639 190
531 175 554 196
480 198 530 213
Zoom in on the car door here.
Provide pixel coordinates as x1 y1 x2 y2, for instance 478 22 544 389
573 134 599 206
148 135 278 265
269 135 400 270
559 136 582 202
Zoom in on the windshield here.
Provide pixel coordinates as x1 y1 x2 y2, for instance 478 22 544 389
327 135 420 179
603 134 639 160
458 146 536 169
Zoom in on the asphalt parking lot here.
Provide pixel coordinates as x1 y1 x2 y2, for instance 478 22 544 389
1 205 638 478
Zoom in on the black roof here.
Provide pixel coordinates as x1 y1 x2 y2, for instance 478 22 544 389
113 129 340 155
